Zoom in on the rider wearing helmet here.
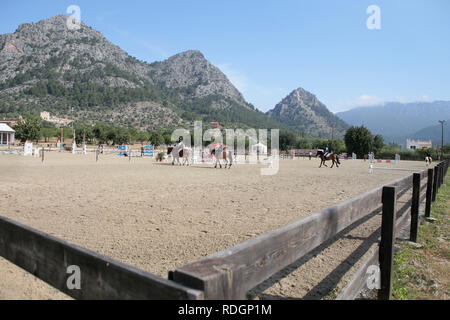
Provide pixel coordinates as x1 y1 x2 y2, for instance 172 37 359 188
324 146 329 159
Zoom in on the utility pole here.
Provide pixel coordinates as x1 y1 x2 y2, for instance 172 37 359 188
438 120 445 159
71 107 76 154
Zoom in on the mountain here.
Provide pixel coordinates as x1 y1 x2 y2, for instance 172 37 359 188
409 120 449 146
336 101 450 144
266 87 348 138
0 15 289 131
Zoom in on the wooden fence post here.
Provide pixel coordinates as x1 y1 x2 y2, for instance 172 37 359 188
425 168 433 218
432 164 439 202
409 173 420 242
445 160 448 178
446 160 448 177
437 164 441 190
378 186 397 300
41 147 45 163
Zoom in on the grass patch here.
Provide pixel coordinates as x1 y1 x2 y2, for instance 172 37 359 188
392 169 449 300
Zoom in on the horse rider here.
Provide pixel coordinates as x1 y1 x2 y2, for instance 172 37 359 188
323 146 330 159
176 136 184 151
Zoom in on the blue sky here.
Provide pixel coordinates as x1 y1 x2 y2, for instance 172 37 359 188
1 0 449 113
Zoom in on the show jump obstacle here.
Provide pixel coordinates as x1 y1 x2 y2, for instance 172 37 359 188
117 145 128 156
143 145 154 157
0 160 448 300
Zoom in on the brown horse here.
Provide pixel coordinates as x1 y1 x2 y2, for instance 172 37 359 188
316 149 340 168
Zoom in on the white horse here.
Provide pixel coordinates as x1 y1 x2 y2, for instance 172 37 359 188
425 156 432 166
170 142 184 166
212 146 233 169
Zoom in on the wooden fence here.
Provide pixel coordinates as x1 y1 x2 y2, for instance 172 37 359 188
336 159 449 299
0 160 448 299
171 160 449 299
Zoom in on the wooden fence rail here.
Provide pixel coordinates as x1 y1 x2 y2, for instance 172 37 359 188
0 215 203 300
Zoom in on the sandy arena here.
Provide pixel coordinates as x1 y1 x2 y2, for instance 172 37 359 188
0 151 430 299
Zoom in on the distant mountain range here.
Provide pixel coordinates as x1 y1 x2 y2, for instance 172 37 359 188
336 101 450 146
0 14 343 138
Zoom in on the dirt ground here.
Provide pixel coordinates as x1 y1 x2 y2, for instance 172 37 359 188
0 152 430 299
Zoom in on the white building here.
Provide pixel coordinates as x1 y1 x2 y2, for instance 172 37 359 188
406 139 432 150
0 123 15 145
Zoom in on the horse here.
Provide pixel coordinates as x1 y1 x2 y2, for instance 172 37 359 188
316 149 340 168
167 144 183 165
181 147 192 166
425 156 432 166
167 145 192 166
211 147 233 169
156 151 165 162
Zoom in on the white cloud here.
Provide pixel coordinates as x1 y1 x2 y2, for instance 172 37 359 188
333 94 386 112
332 94 432 113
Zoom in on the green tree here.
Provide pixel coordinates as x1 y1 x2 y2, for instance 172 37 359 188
93 123 111 144
279 131 297 151
13 116 42 142
112 127 130 145
373 135 384 154
163 133 173 146
136 132 150 145
149 131 163 147
327 139 345 154
344 126 374 158
40 126 58 142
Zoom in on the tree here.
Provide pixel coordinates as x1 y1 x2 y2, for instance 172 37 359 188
74 125 94 144
344 126 374 158
149 131 163 147
327 139 345 154
373 135 384 154
279 131 297 151
13 116 42 142
93 123 111 144
163 133 173 146
112 127 130 145
40 126 58 142
136 132 150 145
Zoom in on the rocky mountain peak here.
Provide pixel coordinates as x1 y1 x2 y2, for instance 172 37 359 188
266 87 348 138
153 49 246 104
